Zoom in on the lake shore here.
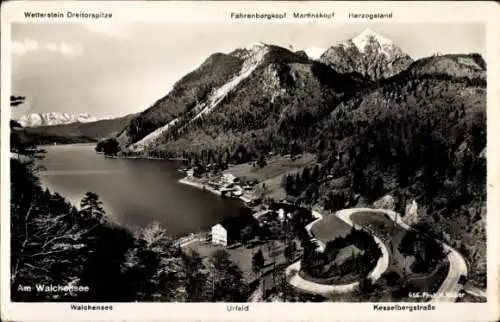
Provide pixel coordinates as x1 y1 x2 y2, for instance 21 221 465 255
104 154 187 161
178 176 222 196
178 176 259 206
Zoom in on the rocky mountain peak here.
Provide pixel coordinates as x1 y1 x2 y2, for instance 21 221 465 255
350 28 407 60
351 28 393 49
320 29 413 81
229 42 269 60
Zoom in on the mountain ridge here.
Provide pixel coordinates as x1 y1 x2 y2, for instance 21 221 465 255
120 42 364 154
17 112 112 128
23 113 138 142
112 30 486 161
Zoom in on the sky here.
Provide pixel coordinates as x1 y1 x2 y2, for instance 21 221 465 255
11 22 485 118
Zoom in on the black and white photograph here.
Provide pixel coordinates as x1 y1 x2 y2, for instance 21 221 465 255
2 2 498 320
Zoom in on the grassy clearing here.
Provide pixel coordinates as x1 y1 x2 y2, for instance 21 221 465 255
223 153 317 201
310 214 352 244
253 173 294 201
183 240 287 282
224 153 316 183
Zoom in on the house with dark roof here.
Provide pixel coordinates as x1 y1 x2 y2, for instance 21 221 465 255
211 215 259 246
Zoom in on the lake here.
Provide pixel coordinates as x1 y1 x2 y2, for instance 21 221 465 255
38 143 250 237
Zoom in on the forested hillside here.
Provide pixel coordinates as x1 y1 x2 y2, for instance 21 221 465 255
144 58 363 163
116 53 245 147
283 55 487 287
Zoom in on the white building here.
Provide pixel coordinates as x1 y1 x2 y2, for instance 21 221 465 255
211 224 228 246
211 215 259 247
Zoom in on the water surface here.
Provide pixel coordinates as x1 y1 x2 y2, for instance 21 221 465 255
38 143 249 237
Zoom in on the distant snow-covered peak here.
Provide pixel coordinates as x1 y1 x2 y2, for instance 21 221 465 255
17 112 111 127
352 28 393 49
350 28 406 59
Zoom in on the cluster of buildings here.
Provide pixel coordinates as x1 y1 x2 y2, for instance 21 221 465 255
184 168 308 248
187 169 261 205
210 200 297 247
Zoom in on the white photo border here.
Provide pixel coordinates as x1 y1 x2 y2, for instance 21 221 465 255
1 1 499 321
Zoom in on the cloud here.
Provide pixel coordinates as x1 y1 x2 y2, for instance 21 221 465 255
304 46 326 60
12 38 82 57
82 24 132 39
58 42 83 57
11 38 39 56
44 42 83 57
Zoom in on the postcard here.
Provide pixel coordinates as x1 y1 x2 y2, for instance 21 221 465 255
1 1 499 321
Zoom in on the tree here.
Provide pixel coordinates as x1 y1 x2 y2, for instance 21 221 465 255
209 249 248 301
394 190 407 217
183 251 210 301
284 240 297 263
80 192 105 223
358 277 376 294
458 274 468 285
11 200 92 290
252 249 265 279
301 167 311 185
269 240 280 288
10 95 26 107
137 221 172 253
283 174 295 195
97 138 120 156
369 175 385 200
398 230 417 256
257 154 267 168
352 169 366 194
120 222 187 301
383 271 401 287
240 226 254 245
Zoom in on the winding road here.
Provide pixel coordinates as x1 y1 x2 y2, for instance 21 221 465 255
285 207 469 302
